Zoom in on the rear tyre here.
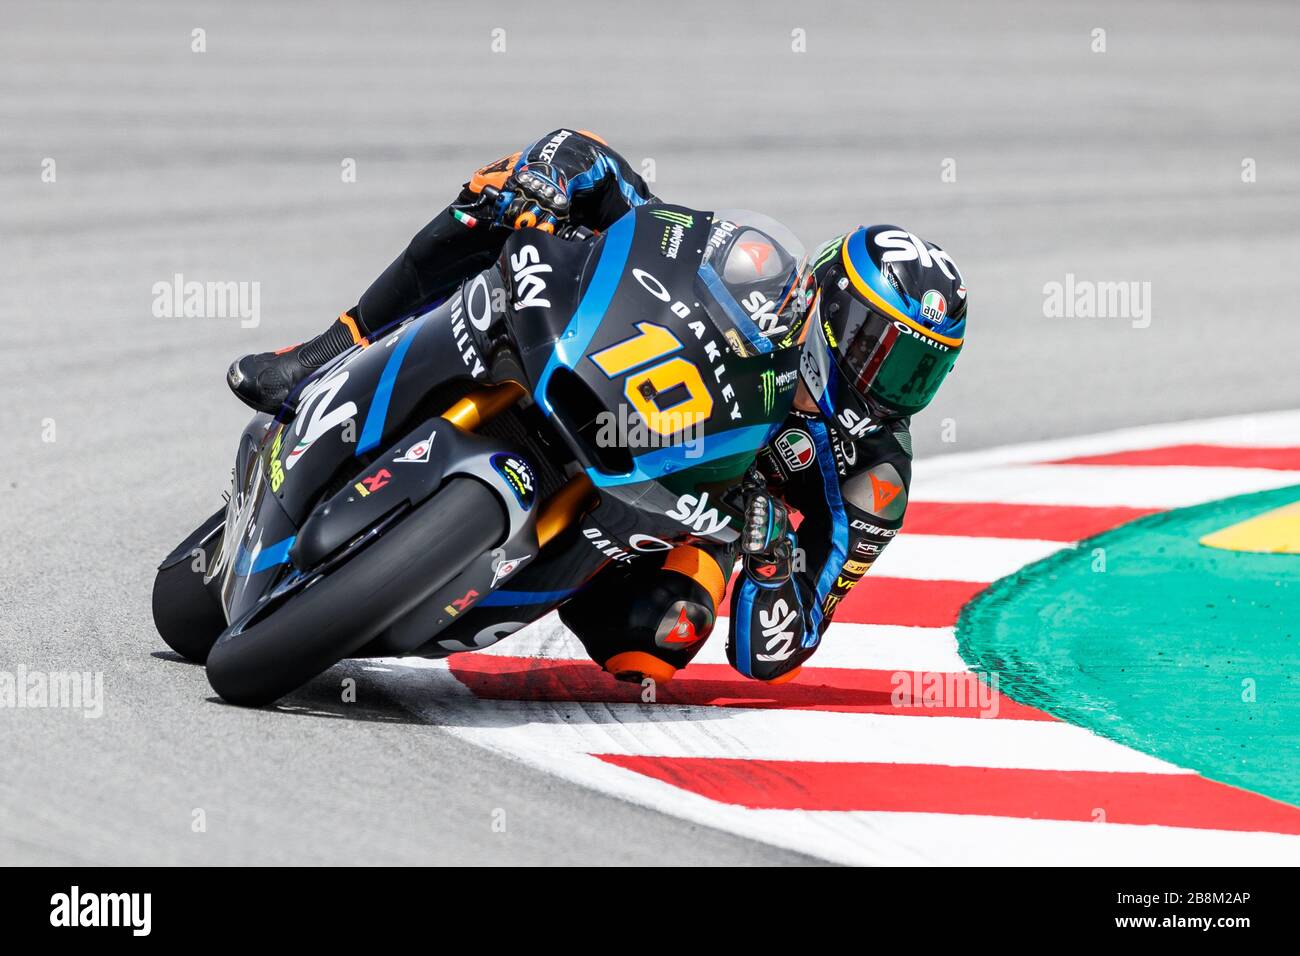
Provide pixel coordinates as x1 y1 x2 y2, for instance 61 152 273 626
205 479 506 707
152 509 227 664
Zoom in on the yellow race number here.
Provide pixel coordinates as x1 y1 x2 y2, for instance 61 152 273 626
589 322 712 436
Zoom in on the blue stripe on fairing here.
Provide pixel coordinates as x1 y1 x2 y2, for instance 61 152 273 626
534 210 636 414
586 422 776 488
234 535 297 577
356 326 418 455
806 420 848 640
696 262 774 355
479 587 579 607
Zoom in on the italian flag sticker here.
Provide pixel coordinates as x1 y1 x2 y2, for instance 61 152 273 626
921 289 947 324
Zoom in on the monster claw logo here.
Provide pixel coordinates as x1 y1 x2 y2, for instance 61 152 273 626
761 369 776 415
650 208 694 229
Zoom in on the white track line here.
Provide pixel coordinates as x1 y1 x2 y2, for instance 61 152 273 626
915 408 1300 477
386 661 1185 773
912 464 1300 508
707 620 967 672
737 809 1300 867
369 662 1299 866
869 533 1065 581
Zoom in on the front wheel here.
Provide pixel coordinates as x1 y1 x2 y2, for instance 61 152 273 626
205 478 506 706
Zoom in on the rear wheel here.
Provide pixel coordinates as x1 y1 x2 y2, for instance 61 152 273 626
152 509 227 664
205 479 506 707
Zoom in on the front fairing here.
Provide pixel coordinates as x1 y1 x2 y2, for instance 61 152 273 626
507 205 802 546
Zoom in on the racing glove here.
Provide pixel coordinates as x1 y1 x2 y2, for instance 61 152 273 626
738 480 796 583
725 477 816 683
497 162 571 233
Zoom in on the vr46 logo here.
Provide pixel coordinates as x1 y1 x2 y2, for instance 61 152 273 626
268 429 285 491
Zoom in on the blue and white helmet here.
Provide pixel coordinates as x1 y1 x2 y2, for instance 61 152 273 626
791 225 967 435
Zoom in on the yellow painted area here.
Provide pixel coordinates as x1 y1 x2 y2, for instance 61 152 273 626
1199 500 1300 553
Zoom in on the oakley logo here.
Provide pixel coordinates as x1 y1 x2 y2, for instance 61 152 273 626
633 267 693 319
628 533 674 553
893 319 952 351
466 272 494 331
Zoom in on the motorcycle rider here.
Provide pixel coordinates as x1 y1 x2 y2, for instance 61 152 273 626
227 129 967 685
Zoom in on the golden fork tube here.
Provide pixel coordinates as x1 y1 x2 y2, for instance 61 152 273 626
534 474 595 549
440 381 526 431
440 382 594 548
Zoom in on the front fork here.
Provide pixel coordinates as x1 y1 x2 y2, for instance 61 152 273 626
444 381 595 549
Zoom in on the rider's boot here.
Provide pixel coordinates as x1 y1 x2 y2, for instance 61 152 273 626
227 313 365 413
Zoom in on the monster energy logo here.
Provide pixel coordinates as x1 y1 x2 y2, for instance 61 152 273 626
650 209 694 229
761 369 776 415
812 234 845 271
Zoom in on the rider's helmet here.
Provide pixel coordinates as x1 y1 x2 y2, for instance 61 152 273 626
790 225 966 435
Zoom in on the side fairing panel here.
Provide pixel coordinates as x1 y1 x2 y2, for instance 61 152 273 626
264 291 494 526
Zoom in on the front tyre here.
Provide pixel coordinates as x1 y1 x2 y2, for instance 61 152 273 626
205 478 505 707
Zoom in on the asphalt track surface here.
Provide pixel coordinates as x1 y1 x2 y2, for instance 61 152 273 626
2 1 1298 864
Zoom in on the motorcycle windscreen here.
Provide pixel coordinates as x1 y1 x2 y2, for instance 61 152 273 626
695 209 805 354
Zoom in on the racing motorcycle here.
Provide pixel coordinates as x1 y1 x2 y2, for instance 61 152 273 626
151 202 804 706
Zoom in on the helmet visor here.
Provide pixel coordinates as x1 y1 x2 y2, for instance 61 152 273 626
832 289 960 416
